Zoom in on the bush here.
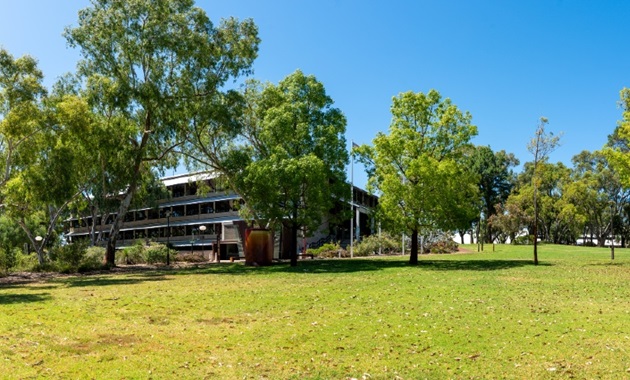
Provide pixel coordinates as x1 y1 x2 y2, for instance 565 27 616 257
175 252 207 263
426 239 459 254
117 241 147 265
52 241 89 273
354 233 399 256
308 242 346 258
15 251 39 272
145 243 170 264
78 246 105 273
513 235 535 245
0 246 18 275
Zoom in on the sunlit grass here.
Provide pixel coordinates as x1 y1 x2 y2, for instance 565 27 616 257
1 244 629 379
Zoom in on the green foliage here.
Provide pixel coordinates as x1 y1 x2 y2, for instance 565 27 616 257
216 71 349 266
467 145 519 242
14 251 39 271
0 247 18 274
51 241 87 272
145 243 170 264
78 246 105 273
308 242 345 258
117 241 147 265
354 233 399 256
604 88 630 188
49 242 105 273
426 239 459 254
64 0 260 265
356 89 478 264
513 235 536 245
117 241 171 265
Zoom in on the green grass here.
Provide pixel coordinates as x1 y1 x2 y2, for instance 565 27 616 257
1 244 629 379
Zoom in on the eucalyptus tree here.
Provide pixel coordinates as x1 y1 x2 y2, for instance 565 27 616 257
64 0 259 265
0 49 47 196
356 90 478 265
527 117 561 264
605 88 630 186
569 150 629 247
467 145 519 243
203 71 349 267
0 49 77 264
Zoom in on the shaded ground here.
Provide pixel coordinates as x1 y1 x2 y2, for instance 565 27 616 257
0 262 207 286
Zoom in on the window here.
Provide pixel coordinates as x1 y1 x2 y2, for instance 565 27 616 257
172 205 185 217
216 200 230 213
200 203 214 214
186 204 199 216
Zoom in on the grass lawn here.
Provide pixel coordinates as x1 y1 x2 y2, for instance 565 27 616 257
1 244 629 379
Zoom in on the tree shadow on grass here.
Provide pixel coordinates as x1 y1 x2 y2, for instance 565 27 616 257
0 292 52 305
61 273 169 288
418 259 551 271
167 257 550 276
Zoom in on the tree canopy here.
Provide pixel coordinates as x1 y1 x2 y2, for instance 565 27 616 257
213 70 349 267
357 90 478 265
64 0 259 265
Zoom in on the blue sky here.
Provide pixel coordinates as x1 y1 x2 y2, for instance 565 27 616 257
2 1 629 188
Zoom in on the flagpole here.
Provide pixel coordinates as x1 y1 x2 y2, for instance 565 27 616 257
350 140 354 258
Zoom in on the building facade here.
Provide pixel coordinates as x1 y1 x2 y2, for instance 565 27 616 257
65 172 377 260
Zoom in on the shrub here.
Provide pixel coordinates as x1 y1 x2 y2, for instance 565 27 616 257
145 243 170 264
15 251 39 272
308 242 346 258
0 246 18 275
427 240 459 254
117 241 147 265
78 246 105 273
513 235 535 245
175 252 207 263
53 241 89 273
354 233 399 256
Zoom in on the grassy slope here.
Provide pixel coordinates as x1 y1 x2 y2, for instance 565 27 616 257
1 244 629 379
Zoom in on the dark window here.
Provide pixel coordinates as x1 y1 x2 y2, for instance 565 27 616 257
148 209 159 220
200 203 214 214
186 204 199 216
135 210 146 221
171 184 185 198
216 200 230 213
172 205 185 217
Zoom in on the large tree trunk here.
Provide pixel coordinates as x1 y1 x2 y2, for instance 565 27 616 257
289 222 298 267
105 190 136 266
104 120 152 266
409 228 418 265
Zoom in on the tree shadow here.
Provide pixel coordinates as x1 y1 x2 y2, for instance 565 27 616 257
418 259 551 271
165 256 549 276
62 273 168 288
0 292 52 305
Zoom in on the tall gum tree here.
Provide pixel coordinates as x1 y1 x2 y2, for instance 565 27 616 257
0 49 70 264
527 117 561 265
356 90 478 265
64 0 259 265
0 49 47 197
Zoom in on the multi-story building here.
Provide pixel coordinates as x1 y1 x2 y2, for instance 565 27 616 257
65 172 378 260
